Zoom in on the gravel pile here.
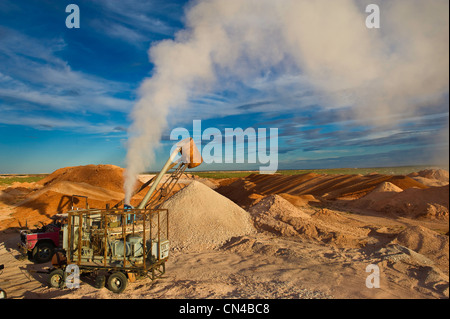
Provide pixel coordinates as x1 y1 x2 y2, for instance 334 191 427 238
161 181 256 251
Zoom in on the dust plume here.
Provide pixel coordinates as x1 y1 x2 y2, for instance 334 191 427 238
124 0 449 203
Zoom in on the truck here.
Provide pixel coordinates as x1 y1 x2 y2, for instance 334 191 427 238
18 217 63 263
44 138 202 293
18 195 89 263
48 207 170 293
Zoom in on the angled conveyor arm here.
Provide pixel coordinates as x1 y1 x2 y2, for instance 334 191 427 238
142 161 187 209
136 137 202 210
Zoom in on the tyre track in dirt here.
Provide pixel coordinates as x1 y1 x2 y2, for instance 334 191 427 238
0 232 47 299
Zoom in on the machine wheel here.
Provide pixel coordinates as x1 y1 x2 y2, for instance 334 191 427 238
33 242 55 263
107 272 128 294
94 275 106 289
48 269 66 288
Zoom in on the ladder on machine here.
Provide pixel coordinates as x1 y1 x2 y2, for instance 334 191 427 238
112 162 188 210
144 162 188 209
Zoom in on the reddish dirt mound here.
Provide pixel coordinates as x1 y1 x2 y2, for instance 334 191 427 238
353 184 449 220
409 169 449 182
2 189 122 230
352 182 403 211
215 178 263 209
390 185 449 220
278 193 321 207
0 164 190 231
216 172 428 204
38 164 126 193
0 187 35 205
0 165 136 231
408 169 449 187
1 179 128 230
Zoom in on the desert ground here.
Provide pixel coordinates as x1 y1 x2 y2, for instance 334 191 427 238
0 165 448 299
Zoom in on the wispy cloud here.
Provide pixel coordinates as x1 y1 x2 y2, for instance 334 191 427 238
0 26 134 132
90 0 181 45
0 103 128 135
282 145 449 169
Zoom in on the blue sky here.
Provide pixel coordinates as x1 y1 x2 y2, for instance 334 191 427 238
0 0 448 173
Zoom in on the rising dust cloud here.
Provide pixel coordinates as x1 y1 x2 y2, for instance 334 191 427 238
124 0 449 203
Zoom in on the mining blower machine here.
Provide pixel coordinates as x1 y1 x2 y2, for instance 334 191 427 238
47 138 202 293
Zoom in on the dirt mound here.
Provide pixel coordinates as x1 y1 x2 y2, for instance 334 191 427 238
353 184 449 220
408 169 449 187
8 181 40 189
249 195 312 221
31 181 124 202
217 173 428 204
397 185 449 220
414 169 449 182
392 225 449 273
0 181 125 230
0 164 130 231
375 181 404 193
161 181 256 252
215 178 262 209
249 195 313 238
0 165 194 231
311 208 349 223
278 193 320 207
385 175 428 190
0 186 35 205
249 195 369 247
352 182 403 211
37 164 127 193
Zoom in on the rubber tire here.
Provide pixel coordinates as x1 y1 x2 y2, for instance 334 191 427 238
33 242 55 263
94 275 106 289
48 269 66 289
107 272 128 294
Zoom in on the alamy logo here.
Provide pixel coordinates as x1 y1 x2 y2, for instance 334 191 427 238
365 264 380 288
365 4 380 29
170 120 278 173
65 4 80 29
65 264 80 289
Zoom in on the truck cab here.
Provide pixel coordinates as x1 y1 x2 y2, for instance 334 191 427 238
18 216 66 263
18 195 87 263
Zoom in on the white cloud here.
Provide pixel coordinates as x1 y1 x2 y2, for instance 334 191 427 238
0 27 133 115
91 0 179 45
0 104 127 135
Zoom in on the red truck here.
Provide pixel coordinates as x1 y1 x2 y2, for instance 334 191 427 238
18 195 87 263
18 216 65 263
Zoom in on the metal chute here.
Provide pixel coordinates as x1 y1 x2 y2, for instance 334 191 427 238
135 138 203 209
